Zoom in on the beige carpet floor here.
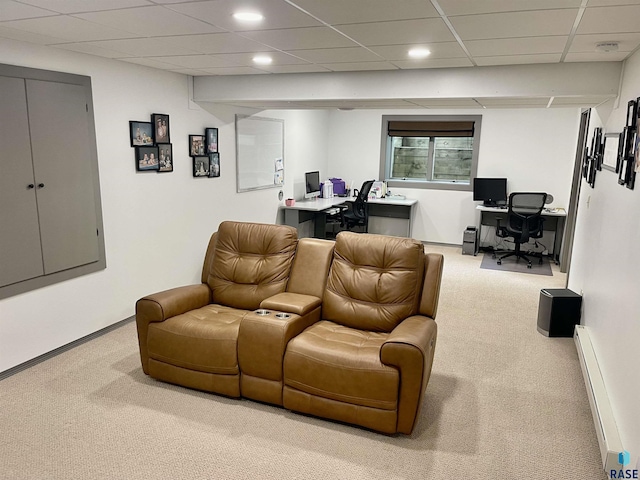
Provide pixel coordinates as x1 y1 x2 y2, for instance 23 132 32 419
0 245 606 480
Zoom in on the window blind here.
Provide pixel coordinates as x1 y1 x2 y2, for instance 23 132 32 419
388 120 474 137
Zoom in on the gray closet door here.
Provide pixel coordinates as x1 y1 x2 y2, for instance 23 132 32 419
26 79 99 274
0 76 45 286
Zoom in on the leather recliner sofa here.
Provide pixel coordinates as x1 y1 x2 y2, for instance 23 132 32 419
135 221 443 434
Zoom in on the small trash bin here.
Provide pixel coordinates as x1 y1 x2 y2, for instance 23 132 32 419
462 226 478 256
537 288 582 337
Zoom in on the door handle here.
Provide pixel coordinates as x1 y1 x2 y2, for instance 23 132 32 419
37 183 45 189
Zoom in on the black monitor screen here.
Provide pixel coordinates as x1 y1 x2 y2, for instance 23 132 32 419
473 178 507 206
305 171 321 199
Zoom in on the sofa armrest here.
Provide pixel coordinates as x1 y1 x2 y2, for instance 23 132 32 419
259 292 321 316
380 315 437 434
135 284 211 373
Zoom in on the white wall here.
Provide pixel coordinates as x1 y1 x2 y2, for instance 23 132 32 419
326 108 580 244
568 52 640 464
0 39 329 373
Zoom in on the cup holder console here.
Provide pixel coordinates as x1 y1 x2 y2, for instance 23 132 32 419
275 313 291 319
255 309 271 316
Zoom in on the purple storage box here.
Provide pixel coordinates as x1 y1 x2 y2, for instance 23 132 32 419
330 178 346 195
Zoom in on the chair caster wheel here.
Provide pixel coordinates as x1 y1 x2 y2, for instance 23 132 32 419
497 260 502 265
527 263 532 268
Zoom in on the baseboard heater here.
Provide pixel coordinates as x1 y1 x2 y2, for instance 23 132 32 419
574 325 623 474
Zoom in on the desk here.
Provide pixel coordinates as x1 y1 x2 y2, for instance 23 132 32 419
282 196 418 239
476 205 567 271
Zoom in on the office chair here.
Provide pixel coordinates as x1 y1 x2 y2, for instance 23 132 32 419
494 192 547 268
339 179 375 232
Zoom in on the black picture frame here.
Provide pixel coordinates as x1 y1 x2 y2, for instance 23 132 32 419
617 131 625 173
193 156 209 177
209 152 220 177
135 146 159 171
593 128 603 171
129 121 153 147
157 143 173 173
189 135 205 157
587 155 597 188
152 113 170 143
627 100 637 128
205 128 218 153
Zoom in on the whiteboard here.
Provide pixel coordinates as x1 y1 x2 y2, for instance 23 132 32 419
235 114 284 192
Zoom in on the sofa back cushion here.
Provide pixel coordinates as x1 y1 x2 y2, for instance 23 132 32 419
322 232 425 332
206 221 298 310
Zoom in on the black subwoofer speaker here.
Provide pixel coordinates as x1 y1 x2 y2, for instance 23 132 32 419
537 288 582 337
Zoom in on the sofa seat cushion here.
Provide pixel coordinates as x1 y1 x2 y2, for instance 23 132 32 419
284 320 399 411
147 304 247 375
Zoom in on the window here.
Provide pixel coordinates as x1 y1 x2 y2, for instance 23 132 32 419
380 115 481 191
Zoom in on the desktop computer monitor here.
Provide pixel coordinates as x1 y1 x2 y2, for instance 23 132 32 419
305 171 321 199
473 177 507 206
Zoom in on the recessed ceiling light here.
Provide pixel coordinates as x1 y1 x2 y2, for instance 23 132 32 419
253 55 272 65
233 11 264 22
408 48 431 59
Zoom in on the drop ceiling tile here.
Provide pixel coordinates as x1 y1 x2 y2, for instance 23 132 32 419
170 68 212 76
74 5 222 37
466 36 568 57
336 18 455 46
199 66 269 75
450 10 578 40
159 33 274 54
587 0 640 5
166 0 321 31
570 33 640 52
150 54 237 68
79 37 202 57
254 64 332 74
474 54 561 66
17 0 152 14
564 51 629 62
287 47 382 63
369 42 467 60
321 61 398 71
242 26 357 50
290 0 439 24
52 42 135 58
437 0 582 16
0 1 58 21
577 5 640 35
214 51 310 66
1 15 140 42
0 24 67 44
393 57 474 69
119 57 185 69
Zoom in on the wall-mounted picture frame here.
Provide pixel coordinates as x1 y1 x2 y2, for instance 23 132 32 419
193 156 209 177
587 155 597 188
189 134 205 156
209 152 220 177
135 146 159 171
130 121 154 147
617 131 625 173
157 143 173 173
627 100 637 128
152 113 170 143
205 128 218 153
602 132 620 173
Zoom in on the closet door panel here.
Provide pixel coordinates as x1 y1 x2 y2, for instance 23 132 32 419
0 76 45 287
26 79 99 275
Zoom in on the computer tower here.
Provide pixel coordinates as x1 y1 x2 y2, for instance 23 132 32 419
537 289 582 337
462 226 478 255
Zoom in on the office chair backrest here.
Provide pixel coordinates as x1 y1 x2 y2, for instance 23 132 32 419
353 180 375 218
507 192 547 243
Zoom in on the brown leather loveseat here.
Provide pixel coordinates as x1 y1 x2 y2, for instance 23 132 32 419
136 221 443 434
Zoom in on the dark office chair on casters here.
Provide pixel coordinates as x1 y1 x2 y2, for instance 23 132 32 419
340 180 375 232
494 192 547 269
